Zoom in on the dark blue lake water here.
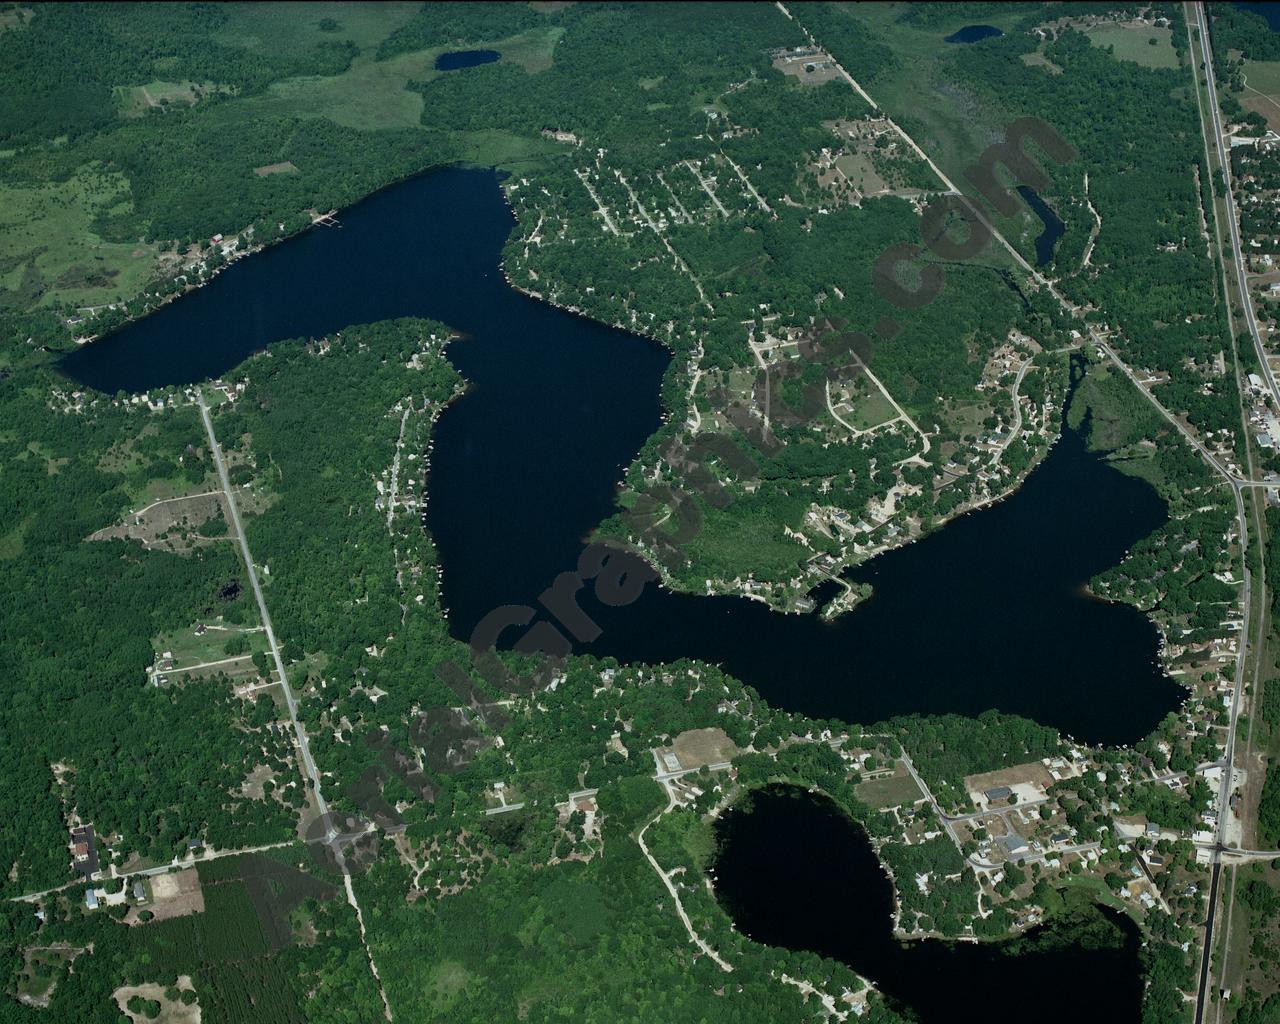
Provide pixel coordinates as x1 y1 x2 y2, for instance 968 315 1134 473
435 49 501 71
1017 184 1066 267
713 785 1143 1023
945 25 1004 44
61 167 1180 747
1234 2 1280 31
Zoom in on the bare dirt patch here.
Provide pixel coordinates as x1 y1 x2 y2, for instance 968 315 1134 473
238 763 276 800
771 46 843 86
964 761 1056 808
88 489 229 554
113 975 200 1024
16 944 88 1008
253 161 298 177
660 727 739 771
128 869 204 925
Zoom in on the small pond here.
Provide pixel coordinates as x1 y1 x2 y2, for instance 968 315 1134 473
435 49 501 71
1016 184 1066 267
944 25 1004 44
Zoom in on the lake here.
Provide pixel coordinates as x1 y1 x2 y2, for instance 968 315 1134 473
944 25 1004 44
1234 2 1280 31
712 784 1144 1023
435 49 501 71
61 167 1181 747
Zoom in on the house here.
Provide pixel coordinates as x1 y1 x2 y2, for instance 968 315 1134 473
85 888 98 910
132 881 146 901
984 785 1013 802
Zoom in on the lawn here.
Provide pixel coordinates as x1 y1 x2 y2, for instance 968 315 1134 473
855 770 924 809
1084 23 1180 71
848 384 899 431
153 620 268 677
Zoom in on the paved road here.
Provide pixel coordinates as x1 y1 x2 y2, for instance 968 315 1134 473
990 357 1035 467
199 394 393 1020
1193 1 1280 412
637 782 734 972
1185 9 1270 1020
198 395 333 828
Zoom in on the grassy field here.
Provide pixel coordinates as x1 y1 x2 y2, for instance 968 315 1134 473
848 384 899 431
153 620 268 680
1020 48 1063 75
243 24 564 131
114 80 234 118
842 4 1030 180
1244 59 1280 96
1 8 566 315
241 46 441 130
819 6 1057 267
0 164 164 311
1241 59 1280 131
855 770 923 809
1084 23 1180 71
212 2 422 60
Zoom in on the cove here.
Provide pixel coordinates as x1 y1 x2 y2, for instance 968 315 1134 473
712 785 1143 1023
60 167 1181 747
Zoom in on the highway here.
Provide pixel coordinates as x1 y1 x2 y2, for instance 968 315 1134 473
1192 1 1280 413
786 7 1264 1019
1185 8 1272 1020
